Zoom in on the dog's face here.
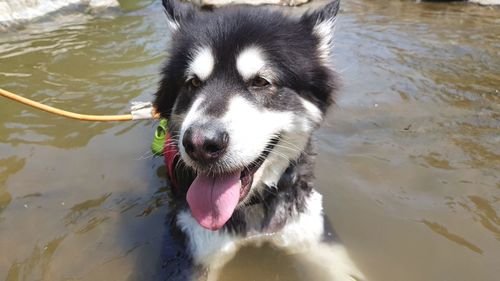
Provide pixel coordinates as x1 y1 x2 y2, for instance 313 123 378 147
155 0 339 230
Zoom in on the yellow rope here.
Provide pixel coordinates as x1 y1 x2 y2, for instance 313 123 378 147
0 87 160 122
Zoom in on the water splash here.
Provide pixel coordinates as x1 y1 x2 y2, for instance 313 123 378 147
0 0 119 30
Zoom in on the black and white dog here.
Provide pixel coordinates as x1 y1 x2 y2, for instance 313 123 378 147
154 0 363 280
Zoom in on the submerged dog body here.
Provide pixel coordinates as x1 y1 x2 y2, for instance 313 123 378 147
154 0 361 279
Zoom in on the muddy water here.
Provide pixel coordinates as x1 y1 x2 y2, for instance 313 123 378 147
0 0 498 280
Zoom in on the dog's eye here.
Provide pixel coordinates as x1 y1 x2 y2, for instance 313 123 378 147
250 76 270 88
188 77 202 88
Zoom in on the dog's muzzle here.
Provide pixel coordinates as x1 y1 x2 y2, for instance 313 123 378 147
182 122 229 165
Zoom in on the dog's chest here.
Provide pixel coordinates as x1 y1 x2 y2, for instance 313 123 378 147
176 191 324 267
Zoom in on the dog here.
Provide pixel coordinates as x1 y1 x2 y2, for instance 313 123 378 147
154 0 363 280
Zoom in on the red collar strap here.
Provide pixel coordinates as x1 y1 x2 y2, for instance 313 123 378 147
164 133 181 193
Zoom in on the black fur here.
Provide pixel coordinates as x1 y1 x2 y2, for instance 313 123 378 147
154 1 340 278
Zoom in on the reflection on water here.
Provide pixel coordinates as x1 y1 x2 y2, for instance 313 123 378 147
0 0 499 281
4 235 67 281
0 6 165 148
464 195 500 240
0 156 25 215
422 220 483 254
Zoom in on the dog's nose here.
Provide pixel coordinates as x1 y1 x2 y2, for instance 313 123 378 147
182 124 229 163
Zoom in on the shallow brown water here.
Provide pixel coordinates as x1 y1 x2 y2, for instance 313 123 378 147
0 0 499 281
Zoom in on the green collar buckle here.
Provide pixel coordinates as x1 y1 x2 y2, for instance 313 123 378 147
151 118 168 156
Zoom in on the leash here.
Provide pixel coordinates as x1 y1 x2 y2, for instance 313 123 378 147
0 87 184 191
0 87 161 121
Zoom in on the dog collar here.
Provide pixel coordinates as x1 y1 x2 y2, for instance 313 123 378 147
152 119 181 193
152 119 168 156
164 133 181 193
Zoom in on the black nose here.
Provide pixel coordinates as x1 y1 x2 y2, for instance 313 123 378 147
182 124 229 164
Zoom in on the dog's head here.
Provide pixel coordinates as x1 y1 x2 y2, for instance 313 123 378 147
154 0 339 231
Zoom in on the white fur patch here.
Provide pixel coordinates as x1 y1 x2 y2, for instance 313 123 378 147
236 47 267 81
178 191 366 280
178 96 205 166
250 129 307 190
177 192 323 268
177 211 239 269
166 19 180 31
313 18 336 62
180 96 205 132
271 191 324 249
300 97 323 124
250 99 321 190
221 96 293 170
187 47 215 81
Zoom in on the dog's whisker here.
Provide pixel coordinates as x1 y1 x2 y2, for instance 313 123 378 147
272 144 301 154
259 149 291 162
135 150 158 161
277 138 305 150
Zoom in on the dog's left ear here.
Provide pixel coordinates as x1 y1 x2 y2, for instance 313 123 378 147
300 0 340 60
162 0 196 30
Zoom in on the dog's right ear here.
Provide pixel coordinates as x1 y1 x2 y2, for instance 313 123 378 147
162 0 196 30
300 0 340 62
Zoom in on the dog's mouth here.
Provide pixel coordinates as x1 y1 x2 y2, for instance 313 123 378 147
186 139 278 231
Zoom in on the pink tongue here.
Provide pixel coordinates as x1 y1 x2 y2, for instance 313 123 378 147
186 171 241 231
